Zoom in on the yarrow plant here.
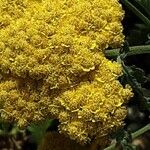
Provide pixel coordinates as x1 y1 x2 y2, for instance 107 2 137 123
0 0 140 149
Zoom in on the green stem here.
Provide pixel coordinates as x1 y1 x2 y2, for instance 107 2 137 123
120 0 150 26
104 124 150 150
132 124 150 139
105 45 150 58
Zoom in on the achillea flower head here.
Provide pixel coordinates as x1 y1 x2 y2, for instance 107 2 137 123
0 0 124 87
51 57 133 144
0 0 133 145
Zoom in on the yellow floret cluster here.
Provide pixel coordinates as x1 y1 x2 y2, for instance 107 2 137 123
0 0 133 145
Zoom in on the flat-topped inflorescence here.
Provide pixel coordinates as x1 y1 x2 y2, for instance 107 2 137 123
0 0 133 145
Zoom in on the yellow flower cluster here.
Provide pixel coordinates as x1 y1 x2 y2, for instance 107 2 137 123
51 59 133 144
0 0 124 88
0 0 133 145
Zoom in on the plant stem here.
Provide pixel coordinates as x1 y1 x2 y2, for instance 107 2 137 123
132 124 150 139
105 45 150 58
120 0 150 26
104 124 150 150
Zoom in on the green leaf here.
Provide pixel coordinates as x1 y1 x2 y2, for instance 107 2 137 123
130 0 150 19
121 0 150 45
116 131 136 150
0 121 11 135
117 45 150 111
129 65 147 84
115 130 137 150
27 119 53 144
120 0 150 26
139 0 150 17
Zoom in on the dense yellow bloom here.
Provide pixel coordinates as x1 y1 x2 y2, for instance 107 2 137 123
51 59 133 144
0 0 133 146
0 0 124 88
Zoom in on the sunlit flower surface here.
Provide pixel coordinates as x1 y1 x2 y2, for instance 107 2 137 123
0 0 133 144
